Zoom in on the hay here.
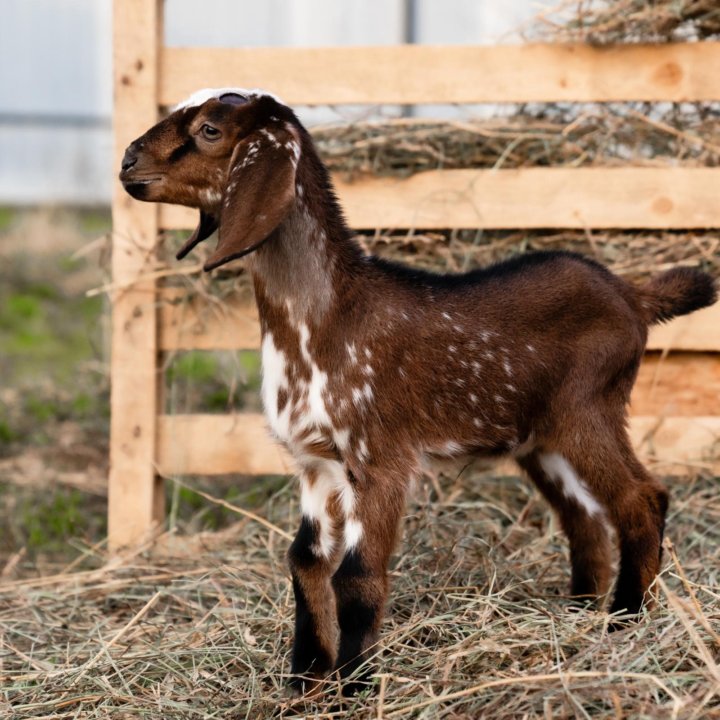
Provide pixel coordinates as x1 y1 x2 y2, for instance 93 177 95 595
1 468 719 718
359 228 720 280
313 107 720 180
533 0 720 43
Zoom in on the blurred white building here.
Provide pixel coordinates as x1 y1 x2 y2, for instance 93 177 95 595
0 0 536 205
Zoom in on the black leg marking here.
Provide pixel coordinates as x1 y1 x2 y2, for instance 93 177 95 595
335 596 377 694
332 551 377 695
288 516 319 570
289 577 334 688
287 517 334 692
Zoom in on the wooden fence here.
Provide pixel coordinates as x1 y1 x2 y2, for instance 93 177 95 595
111 0 720 549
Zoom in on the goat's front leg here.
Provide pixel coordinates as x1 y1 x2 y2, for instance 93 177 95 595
287 470 342 696
331 475 407 695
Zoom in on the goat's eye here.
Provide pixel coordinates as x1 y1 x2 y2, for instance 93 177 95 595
200 124 221 140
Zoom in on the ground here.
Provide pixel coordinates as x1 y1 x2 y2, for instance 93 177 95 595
0 210 718 718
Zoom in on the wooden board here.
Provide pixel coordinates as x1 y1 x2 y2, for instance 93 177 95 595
157 413 720 477
648 304 720 352
158 291 720 354
160 42 720 106
630 416 720 473
632 354 720 416
156 413 295 476
159 290 260 352
109 0 164 550
160 167 720 231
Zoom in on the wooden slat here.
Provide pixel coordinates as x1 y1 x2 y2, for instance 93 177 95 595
647 304 720 351
160 42 720 106
158 292 720 354
109 0 164 550
159 291 260 351
157 413 720 476
629 416 720 472
157 413 294 476
631 354 720 416
160 167 720 232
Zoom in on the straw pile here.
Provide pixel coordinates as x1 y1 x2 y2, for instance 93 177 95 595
533 0 720 43
314 107 720 178
2 469 719 718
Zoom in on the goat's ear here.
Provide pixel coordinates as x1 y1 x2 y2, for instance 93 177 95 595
176 211 219 260
203 125 300 271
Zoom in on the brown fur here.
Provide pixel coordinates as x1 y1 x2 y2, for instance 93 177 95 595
120 89 718 696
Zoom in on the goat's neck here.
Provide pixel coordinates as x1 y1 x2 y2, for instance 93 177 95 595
247 201 360 330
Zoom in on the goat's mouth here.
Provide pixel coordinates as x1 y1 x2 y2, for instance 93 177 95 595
121 175 163 200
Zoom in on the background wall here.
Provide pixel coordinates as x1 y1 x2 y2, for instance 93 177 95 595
0 0 537 205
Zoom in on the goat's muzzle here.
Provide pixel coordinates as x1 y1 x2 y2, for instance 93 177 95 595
119 143 163 199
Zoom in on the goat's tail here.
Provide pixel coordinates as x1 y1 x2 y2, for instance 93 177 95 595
638 267 717 325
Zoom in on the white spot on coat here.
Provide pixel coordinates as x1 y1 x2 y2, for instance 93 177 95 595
259 127 281 148
300 460 355 558
357 438 369 463
539 453 603 517
362 383 373 402
344 518 364 550
334 428 350 452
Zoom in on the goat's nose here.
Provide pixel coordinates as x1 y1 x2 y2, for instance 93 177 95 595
121 147 138 171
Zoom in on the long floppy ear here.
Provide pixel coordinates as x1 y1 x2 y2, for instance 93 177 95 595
203 125 300 271
176 211 219 260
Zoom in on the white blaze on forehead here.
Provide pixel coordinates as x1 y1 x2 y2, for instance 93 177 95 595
174 87 284 111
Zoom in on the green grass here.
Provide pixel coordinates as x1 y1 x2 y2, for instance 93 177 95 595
164 349 262 413
0 206 16 231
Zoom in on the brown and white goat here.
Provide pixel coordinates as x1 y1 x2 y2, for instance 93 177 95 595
120 88 717 695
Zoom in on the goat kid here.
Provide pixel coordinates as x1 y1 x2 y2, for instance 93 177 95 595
120 88 718 695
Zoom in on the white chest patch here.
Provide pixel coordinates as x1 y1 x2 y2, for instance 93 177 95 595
261 327 335 454
261 332 291 442
298 323 332 429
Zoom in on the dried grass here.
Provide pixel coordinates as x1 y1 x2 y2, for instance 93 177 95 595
313 107 720 180
1 468 719 718
533 0 720 43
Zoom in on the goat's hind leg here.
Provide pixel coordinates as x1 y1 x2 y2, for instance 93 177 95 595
607 449 668 617
517 450 614 605
535 436 668 618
